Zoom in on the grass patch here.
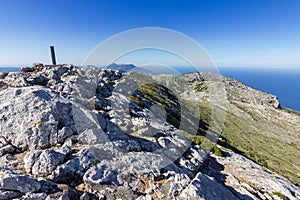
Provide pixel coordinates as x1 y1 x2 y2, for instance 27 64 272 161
271 192 287 199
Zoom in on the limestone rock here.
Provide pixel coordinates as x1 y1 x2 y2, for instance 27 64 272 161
207 151 300 200
24 149 66 175
50 148 98 184
0 87 75 151
16 193 47 200
0 72 8 79
0 190 22 199
0 168 41 193
180 172 239 200
83 161 121 186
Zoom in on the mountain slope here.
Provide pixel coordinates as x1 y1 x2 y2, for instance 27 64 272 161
150 72 300 184
0 64 299 199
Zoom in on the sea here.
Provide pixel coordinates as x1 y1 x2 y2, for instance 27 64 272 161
1 66 299 111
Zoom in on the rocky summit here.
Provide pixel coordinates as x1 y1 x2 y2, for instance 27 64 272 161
0 63 299 200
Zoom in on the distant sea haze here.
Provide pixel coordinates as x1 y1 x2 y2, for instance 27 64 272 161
0 67 20 72
1 66 299 111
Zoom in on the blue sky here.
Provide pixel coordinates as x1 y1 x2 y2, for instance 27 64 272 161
0 0 300 68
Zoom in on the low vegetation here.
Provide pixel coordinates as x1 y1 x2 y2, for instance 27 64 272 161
135 78 300 184
271 192 287 199
220 111 300 184
194 82 208 92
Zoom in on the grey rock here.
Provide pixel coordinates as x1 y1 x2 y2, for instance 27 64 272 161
0 144 14 156
129 176 145 193
112 139 141 152
78 128 108 145
176 145 206 175
157 137 171 148
58 187 80 200
79 192 101 200
0 168 41 193
167 174 191 198
83 162 120 185
0 81 6 89
48 66 69 80
16 193 47 200
51 157 84 184
51 148 98 184
208 151 300 200
0 72 8 79
2 88 75 149
31 75 50 86
0 154 20 170
33 63 44 68
0 190 22 199
3 72 30 87
24 149 66 175
0 87 70 150
0 137 7 147
180 172 239 200
38 179 60 196
58 127 74 144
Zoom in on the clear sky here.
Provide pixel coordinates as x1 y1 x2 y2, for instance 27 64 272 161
0 0 299 68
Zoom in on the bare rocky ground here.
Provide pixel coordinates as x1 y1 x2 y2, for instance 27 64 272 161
0 64 299 200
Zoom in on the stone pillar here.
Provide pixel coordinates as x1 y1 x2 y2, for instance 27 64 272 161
50 46 57 65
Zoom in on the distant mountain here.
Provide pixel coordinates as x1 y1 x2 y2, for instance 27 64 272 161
106 63 156 74
106 63 136 72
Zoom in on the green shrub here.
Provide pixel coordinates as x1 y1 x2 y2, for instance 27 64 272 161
194 82 208 92
212 145 224 157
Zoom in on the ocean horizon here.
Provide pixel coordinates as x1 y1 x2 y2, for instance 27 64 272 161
1 66 299 111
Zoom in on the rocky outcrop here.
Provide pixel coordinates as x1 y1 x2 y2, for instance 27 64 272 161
0 64 299 199
202 149 300 200
180 172 240 200
0 87 74 151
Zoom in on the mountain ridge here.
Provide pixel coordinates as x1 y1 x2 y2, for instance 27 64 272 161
0 63 299 199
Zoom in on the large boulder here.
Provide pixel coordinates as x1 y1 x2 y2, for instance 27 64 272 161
0 168 41 193
0 87 75 151
24 149 67 175
0 190 22 199
50 147 98 184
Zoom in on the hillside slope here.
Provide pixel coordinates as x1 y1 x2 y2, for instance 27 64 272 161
0 64 299 200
